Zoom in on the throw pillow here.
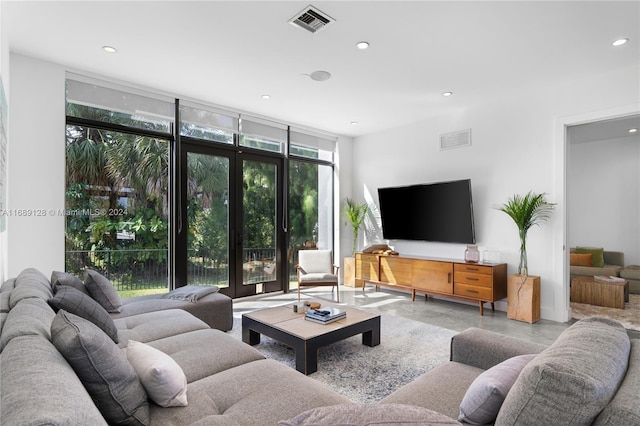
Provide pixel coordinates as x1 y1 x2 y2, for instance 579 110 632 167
496 317 630 426
51 270 89 295
84 269 122 313
48 285 119 343
279 403 461 425
576 247 604 268
458 354 536 424
570 253 593 267
126 340 188 407
50 310 149 426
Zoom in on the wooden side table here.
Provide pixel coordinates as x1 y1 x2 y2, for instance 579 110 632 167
507 275 540 323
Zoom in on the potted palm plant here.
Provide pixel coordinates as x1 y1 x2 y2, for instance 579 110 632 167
343 198 369 287
498 191 555 323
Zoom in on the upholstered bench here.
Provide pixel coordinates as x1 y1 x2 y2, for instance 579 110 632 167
620 266 640 295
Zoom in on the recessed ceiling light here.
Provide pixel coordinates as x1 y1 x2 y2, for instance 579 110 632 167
442 91 453 97
261 94 271 99
350 121 359 125
309 70 331 81
102 46 117 53
612 38 629 47
356 41 370 50
629 128 638 133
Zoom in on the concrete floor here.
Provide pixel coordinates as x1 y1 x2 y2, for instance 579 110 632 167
233 285 575 346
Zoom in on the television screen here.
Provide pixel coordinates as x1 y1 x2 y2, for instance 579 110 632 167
378 179 476 244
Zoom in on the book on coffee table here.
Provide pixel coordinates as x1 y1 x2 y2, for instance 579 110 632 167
305 307 346 324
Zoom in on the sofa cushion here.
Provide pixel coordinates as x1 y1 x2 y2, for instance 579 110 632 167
570 253 592 267
51 310 149 426
458 354 536 424
51 270 90 295
279 403 461 425
9 268 53 309
147 328 266 383
594 339 640 425
113 309 210 348
127 340 188 407
148 359 350 426
48 285 119 343
0 298 55 352
1 335 107 426
576 247 604 267
84 269 122 313
496 317 630 426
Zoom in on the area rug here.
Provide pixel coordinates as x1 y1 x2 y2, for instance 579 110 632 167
228 313 457 403
571 294 640 331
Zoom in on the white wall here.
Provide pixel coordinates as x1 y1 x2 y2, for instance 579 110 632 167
0 3 9 283
7 54 67 277
568 135 640 264
351 64 640 322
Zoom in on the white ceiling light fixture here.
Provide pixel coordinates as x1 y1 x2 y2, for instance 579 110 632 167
309 70 331 81
356 41 370 50
350 121 359 125
629 128 638 133
442 91 453 97
102 46 117 53
261 94 271 99
612 38 629 46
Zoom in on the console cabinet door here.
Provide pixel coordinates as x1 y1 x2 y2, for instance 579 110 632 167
380 256 412 285
412 260 453 293
356 254 379 281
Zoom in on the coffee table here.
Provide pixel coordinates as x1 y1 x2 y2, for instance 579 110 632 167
570 276 629 309
242 305 381 375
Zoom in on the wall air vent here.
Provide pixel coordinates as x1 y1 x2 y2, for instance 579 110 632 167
440 129 472 150
289 5 335 34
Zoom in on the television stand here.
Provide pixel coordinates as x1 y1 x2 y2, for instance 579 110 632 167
355 253 507 315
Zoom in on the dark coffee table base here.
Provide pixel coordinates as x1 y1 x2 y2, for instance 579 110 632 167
242 315 380 375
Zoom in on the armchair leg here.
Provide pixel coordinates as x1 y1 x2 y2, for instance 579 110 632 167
298 285 301 301
335 284 340 303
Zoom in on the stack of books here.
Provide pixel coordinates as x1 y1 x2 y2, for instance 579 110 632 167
305 307 346 324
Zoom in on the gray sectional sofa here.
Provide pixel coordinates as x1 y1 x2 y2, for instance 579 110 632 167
2 267 639 425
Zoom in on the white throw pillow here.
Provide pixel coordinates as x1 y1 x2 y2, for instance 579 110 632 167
126 340 188 407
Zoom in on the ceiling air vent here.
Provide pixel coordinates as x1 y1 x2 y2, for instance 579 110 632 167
440 129 472 150
289 5 335 34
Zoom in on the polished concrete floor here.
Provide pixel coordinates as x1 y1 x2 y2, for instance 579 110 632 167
233 285 575 346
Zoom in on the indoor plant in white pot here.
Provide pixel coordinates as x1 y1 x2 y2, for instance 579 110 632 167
498 191 555 322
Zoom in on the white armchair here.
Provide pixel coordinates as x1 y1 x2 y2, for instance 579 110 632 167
296 250 340 302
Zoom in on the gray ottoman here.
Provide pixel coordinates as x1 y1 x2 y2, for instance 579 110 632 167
620 266 640 295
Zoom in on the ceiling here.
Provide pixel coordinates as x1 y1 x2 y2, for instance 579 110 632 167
4 1 640 138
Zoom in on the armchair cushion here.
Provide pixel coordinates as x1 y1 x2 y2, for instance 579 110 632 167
299 273 338 284
298 250 334 274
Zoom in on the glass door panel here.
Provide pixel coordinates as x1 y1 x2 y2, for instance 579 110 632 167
185 151 231 290
242 159 277 289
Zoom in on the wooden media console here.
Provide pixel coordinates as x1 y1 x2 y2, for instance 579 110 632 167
355 253 507 315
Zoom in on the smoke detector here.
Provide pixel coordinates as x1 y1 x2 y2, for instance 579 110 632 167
289 5 335 34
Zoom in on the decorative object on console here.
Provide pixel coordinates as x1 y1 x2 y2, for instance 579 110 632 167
464 245 480 263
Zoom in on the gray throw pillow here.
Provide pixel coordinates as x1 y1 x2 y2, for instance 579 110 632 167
51 270 89 295
496 317 630 426
459 354 536 424
50 310 149 426
279 403 461 425
84 269 122 313
48 285 119 343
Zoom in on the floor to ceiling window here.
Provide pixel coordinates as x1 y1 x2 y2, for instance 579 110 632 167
65 78 174 297
65 77 336 299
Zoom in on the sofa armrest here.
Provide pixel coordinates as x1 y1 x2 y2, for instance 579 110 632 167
450 328 547 370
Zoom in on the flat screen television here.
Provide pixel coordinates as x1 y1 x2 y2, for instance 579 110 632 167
378 179 476 244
